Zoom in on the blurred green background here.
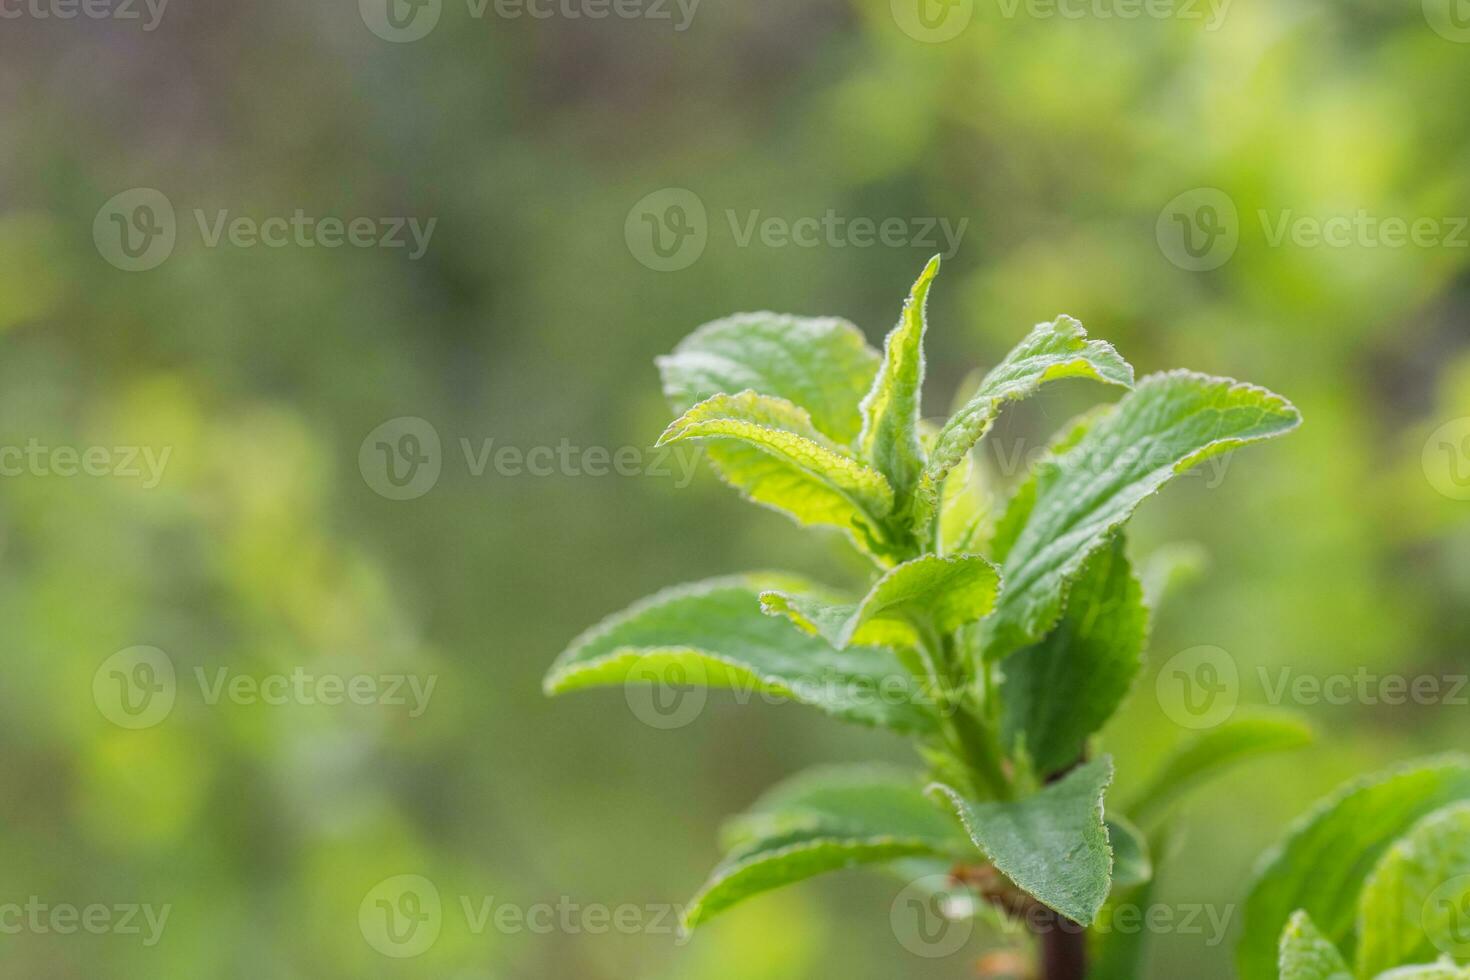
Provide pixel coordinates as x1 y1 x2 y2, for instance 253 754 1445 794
2 0 1469 976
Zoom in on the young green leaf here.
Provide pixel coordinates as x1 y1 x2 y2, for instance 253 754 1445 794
760 553 1000 651
928 756 1115 925
544 575 936 733
684 766 968 932
999 536 1148 778
983 371 1301 661
656 391 896 550
1240 755 1470 980
720 764 968 852
656 313 881 445
857 255 939 502
907 315 1134 534
1128 711 1314 826
1357 802 1470 977
1279 911 1354 980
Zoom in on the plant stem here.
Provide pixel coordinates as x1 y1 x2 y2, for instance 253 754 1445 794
1035 910 1088 980
948 701 1012 801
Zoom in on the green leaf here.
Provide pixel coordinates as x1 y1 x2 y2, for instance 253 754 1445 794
760 553 1000 651
1280 911 1354 980
999 536 1148 778
937 453 992 556
656 391 895 549
1128 711 1315 826
1239 755 1470 980
684 765 967 932
908 315 1133 534
858 255 939 502
543 575 936 733
928 756 1115 925
1358 802 1470 977
983 371 1301 660
656 312 881 445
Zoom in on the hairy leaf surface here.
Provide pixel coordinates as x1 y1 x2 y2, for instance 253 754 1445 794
760 553 1000 651
1240 755 1470 980
1357 802 1470 977
999 537 1148 777
657 391 895 551
928 756 1115 925
909 315 1133 533
984 371 1300 660
656 312 881 444
858 255 938 502
685 765 968 931
544 575 935 732
1279 911 1354 980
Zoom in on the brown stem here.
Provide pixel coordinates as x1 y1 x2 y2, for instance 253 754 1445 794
952 864 1088 980
1034 910 1088 980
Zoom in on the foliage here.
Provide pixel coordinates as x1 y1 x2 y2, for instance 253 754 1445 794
1244 756 1470 980
547 257 1306 976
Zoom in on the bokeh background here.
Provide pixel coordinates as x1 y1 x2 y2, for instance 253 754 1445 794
2 0 1469 976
